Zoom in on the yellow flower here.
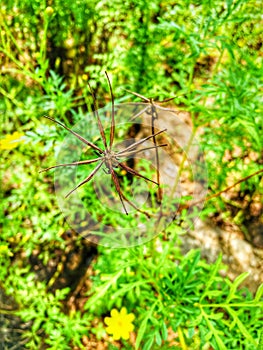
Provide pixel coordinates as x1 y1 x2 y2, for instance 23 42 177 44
0 131 25 150
104 307 135 340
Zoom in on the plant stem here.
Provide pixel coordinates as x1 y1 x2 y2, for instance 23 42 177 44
177 326 187 350
188 168 263 207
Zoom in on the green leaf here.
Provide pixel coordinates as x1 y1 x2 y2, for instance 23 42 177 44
226 272 250 302
227 306 257 346
200 254 222 301
212 330 227 350
84 270 123 310
143 337 154 350
257 329 263 350
136 303 157 350
161 320 168 341
155 330 162 346
136 317 150 350
205 290 224 298
255 284 263 302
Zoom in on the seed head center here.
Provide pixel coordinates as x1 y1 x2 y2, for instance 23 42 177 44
104 150 119 169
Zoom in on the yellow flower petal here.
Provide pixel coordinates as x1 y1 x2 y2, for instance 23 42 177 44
110 309 119 318
0 131 25 150
120 307 127 316
126 313 135 323
104 317 111 326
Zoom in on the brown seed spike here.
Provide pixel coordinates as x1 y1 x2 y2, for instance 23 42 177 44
41 75 168 217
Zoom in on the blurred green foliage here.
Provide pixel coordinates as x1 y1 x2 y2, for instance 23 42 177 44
1 0 262 349
87 243 262 350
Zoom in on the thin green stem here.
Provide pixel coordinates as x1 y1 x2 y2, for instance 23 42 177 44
197 302 263 308
177 326 187 350
0 86 23 108
40 2 49 66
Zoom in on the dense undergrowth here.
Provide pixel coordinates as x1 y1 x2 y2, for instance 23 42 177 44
1 0 262 349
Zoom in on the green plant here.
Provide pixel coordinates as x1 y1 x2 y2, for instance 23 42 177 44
1 0 262 349
2 266 90 349
85 238 263 349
